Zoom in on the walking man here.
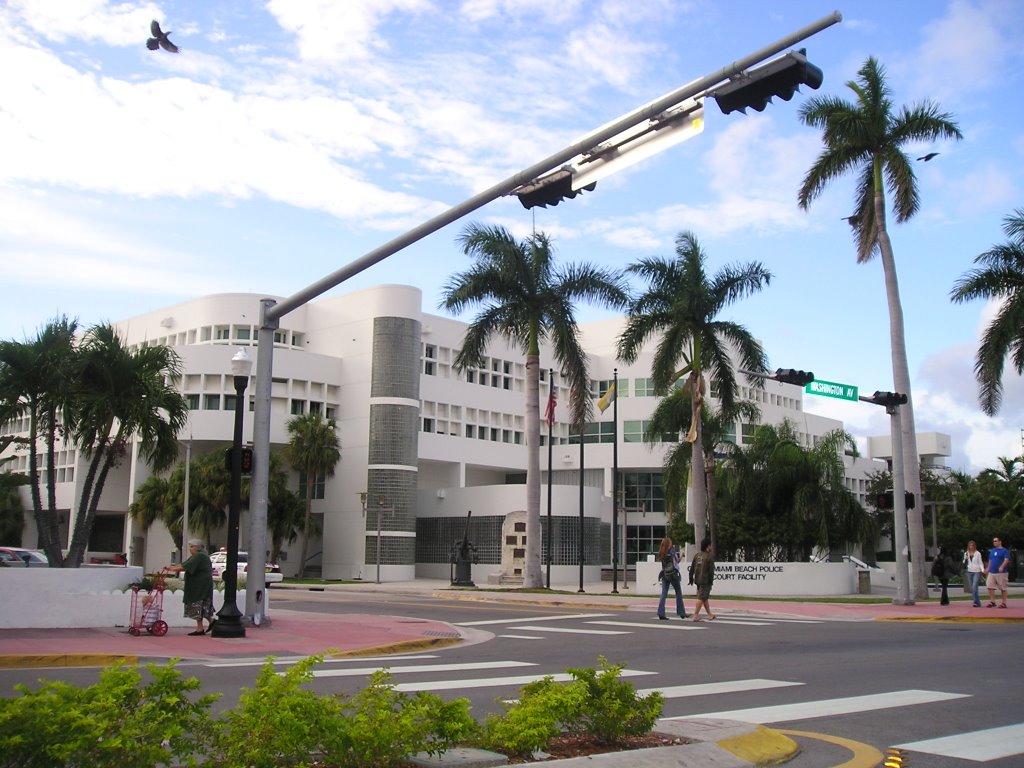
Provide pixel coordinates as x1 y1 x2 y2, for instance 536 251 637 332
984 537 1010 608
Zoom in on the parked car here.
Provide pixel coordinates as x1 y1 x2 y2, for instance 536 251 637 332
209 549 283 583
0 547 49 567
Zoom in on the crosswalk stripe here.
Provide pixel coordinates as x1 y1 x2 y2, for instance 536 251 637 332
894 722 1024 762
509 625 629 635
311 660 534 678
457 613 613 627
393 668 654 693
640 679 803 699
667 689 970 724
587 620 703 631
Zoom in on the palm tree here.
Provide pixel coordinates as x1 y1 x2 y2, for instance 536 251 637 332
441 223 628 588
0 317 78 564
284 413 340 578
0 472 27 545
644 386 760 554
617 231 771 550
950 208 1024 415
798 56 962 598
65 325 189 567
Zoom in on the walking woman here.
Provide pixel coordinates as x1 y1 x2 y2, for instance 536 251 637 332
656 536 686 620
166 539 215 635
963 540 983 607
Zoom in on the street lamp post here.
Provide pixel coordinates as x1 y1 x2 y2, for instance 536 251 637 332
212 348 251 638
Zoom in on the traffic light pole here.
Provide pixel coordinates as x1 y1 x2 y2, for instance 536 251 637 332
860 393 913 606
244 11 843 624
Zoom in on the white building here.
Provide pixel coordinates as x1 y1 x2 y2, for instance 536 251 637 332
2 286 950 581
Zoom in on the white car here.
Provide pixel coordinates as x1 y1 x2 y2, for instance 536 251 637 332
209 550 283 583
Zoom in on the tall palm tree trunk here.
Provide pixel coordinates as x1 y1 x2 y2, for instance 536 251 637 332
876 209 926 598
524 355 542 588
298 473 313 579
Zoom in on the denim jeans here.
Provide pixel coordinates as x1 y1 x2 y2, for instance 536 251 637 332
658 571 685 617
967 571 982 605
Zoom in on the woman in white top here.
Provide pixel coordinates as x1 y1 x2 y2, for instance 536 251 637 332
963 540 984 607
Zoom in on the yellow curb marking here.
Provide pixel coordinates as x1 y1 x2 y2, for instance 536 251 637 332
717 725 799 765
0 654 139 669
328 636 463 658
775 728 884 768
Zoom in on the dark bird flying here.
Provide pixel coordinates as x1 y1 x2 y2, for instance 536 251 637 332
147 20 179 53
916 152 939 162
841 214 861 227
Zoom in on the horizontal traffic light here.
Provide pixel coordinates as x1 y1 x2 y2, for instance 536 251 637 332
514 170 596 209
874 491 915 510
774 368 814 386
863 391 908 408
712 49 823 115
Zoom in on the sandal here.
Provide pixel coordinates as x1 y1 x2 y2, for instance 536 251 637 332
986 602 997 607
999 603 1008 609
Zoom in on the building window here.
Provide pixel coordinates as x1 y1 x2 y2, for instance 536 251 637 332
290 400 305 415
425 360 436 375
620 472 666 515
298 472 325 500
634 378 655 397
423 418 434 433
309 401 322 414
235 327 251 340
466 424 475 438
204 395 220 410
626 524 667 565
741 422 758 445
186 394 200 410
224 394 237 411
325 406 336 419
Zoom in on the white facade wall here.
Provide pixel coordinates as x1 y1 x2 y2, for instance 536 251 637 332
2 286 949 580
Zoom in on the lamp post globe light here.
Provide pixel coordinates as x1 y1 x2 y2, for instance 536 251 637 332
212 347 252 638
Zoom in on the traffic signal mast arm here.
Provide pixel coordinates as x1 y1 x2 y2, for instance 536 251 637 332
739 368 815 386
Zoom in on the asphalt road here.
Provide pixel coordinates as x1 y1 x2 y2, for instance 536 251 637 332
3 590 1022 767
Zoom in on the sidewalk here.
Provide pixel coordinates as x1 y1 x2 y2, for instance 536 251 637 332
2 578 1019 669
1 579 1020 768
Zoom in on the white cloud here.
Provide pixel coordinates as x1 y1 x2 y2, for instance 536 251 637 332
7 0 163 46
266 0 431 63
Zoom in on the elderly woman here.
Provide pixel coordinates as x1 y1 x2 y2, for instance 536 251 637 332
167 539 215 635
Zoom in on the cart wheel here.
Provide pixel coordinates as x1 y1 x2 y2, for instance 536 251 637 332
151 620 169 637
129 627 141 636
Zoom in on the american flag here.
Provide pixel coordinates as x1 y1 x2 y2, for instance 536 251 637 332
544 388 557 427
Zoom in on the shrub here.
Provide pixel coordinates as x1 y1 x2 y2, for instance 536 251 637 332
332 669 475 768
0 660 217 768
564 656 664 745
209 654 349 768
477 675 586 756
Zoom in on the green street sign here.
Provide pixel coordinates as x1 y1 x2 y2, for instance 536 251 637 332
805 379 858 401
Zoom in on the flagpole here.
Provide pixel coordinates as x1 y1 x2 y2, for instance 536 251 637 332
578 414 585 594
611 369 619 594
546 369 554 590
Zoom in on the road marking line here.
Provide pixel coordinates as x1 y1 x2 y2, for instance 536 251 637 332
894 722 1024 761
205 653 441 668
497 634 545 640
668 689 969 724
393 668 654 692
644 679 803 698
509 625 629 635
587 620 704 631
311 660 534 678
457 613 613 626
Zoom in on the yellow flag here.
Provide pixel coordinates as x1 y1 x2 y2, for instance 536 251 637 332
597 382 617 413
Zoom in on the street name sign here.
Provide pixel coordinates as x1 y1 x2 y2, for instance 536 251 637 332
805 379 858 401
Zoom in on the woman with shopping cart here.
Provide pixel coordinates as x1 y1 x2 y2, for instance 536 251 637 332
165 539 215 635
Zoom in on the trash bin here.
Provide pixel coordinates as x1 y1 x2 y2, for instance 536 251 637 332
857 569 871 595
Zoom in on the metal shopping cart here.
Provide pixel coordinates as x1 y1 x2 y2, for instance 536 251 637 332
128 572 169 636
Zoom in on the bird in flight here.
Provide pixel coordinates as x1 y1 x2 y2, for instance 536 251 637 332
841 214 861 227
147 20 179 53
916 152 939 162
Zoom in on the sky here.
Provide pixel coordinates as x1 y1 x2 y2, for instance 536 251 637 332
1 0 1022 475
